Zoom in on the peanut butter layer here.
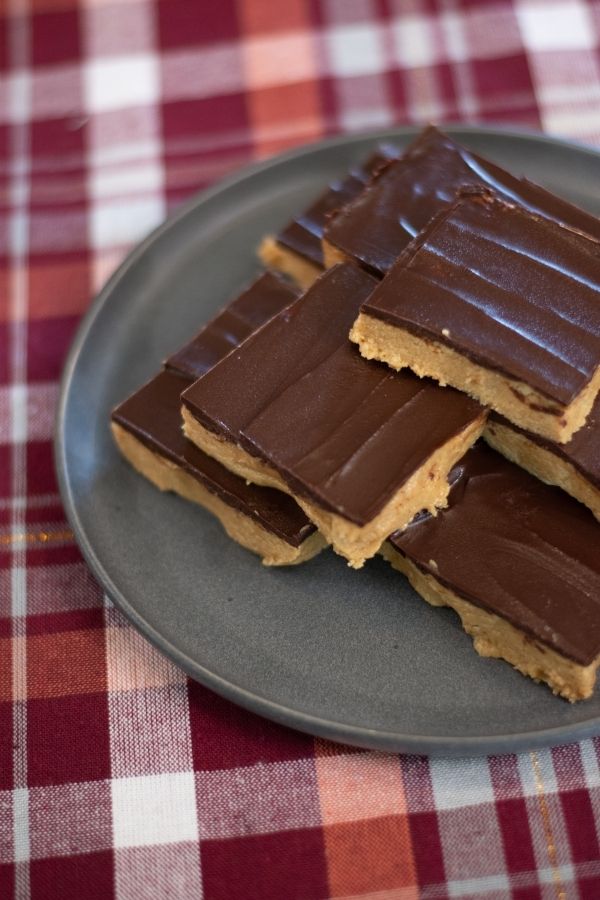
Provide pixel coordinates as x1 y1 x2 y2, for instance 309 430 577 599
484 394 600 520
181 264 485 561
388 443 600 674
355 191 600 442
488 396 600 490
166 271 298 379
324 125 600 277
258 237 322 291
112 421 324 566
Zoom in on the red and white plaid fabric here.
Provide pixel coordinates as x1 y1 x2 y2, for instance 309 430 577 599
3 1 600 897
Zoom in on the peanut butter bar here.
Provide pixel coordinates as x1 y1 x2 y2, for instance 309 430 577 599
181 264 486 568
324 125 600 277
112 273 325 566
259 146 398 289
383 443 600 701
352 191 600 443
484 395 600 522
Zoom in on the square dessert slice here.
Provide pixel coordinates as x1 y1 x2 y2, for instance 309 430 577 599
259 146 398 289
112 372 323 565
351 191 600 443
383 442 600 701
484 395 600 522
181 264 486 568
111 272 325 566
324 125 600 278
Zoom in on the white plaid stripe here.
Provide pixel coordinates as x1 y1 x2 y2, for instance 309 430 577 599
403 68 447 125
336 74 394 131
430 758 511 887
429 756 496 810
6 384 27 444
518 748 559 797
516 0 595 52
392 15 437 68
460 7 523 60
521 751 575 886
25 562 103 616
83 0 166 265
436 805 510 884
162 44 245 100
441 11 480 119
5 70 30 125
82 0 156 59
84 54 161 114
109 684 194 778
115 843 204 900
87 111 161 165
105 623 187 694
0 493 61 511
111 771 199 848
447 874 511 898
326 22 388 77
89 159 165 201
89 194 166 250
28 781 113 859
324 0 377 26
0 383 60 445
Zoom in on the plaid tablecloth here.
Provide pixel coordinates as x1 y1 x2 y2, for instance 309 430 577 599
3 0 600 897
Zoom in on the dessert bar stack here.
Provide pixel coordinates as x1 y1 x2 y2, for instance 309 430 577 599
180 263 485 568
111 273 326 566
112 126 600 701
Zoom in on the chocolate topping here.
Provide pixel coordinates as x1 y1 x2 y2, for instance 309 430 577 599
182 264 484 526
166 271 298 380
113 371 315 545
363 191 600 405
277 147 399 265
325 125 600 277
389 442 600 666
490 392 600 488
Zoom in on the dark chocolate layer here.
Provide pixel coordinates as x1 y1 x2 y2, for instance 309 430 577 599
166 272 298 380
389 442 600 666
182 264 484 525
113 370 315 546
277 147 399 265
363 191 600 405
325 125 600 276
489 393 600 488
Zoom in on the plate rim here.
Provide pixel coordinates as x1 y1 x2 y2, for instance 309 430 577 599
55 123 600 756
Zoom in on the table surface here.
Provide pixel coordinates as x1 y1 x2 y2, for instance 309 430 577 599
3 1 600 898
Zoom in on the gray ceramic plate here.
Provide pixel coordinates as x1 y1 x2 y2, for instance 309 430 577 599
56 125 600 756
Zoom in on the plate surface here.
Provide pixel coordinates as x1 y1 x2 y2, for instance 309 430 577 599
56 126 600 756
